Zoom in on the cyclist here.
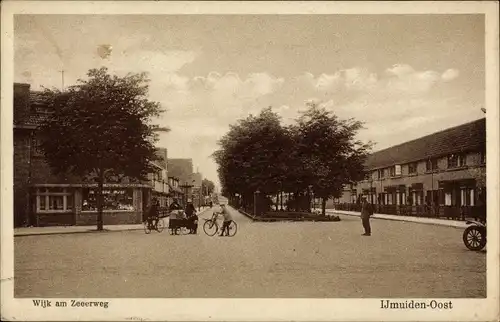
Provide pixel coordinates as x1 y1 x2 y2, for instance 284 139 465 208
147 198 159 230
218 203 233 237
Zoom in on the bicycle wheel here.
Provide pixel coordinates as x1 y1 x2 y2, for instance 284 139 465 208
156 219 165 233
227 221 238 237
203 220 218 236
143 221 151 234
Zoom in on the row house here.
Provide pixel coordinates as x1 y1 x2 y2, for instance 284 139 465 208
13 83 172 227
167 176 183 206
336 118 486 220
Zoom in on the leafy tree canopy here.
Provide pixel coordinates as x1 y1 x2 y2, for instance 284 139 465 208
201 179 215 195
38 67 164 229
214 103 373 215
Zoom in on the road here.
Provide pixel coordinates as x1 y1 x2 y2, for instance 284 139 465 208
14 207 485 298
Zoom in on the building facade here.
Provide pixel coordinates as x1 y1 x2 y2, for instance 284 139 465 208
13 83 170 227
336 118 486 220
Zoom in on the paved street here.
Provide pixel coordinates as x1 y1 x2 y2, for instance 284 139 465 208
14 207 485 298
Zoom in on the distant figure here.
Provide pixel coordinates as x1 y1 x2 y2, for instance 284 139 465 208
147 198 159 230
185 200 198 234
360 196 373 236
169 198 182 211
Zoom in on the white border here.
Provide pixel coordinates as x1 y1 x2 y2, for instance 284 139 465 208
1 2 499 321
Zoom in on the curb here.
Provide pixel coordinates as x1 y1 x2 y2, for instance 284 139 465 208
326 210 467 229
15 207 213 237
236 208 256 221
14 227 144 237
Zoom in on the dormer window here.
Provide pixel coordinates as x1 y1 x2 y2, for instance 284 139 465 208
408 162 417 174
447 153 466 168
426 158 438 171
390 165 401 177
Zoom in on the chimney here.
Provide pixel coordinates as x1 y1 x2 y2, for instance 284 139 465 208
14 83 31 124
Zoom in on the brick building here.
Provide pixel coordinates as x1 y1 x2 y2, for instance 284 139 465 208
336 118 486 220
13 83 169 227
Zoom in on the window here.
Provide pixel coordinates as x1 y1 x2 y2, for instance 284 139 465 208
426 158 438 171
36 188 73 212
461 188 474 206
378 169 385 179
447 153 466 169
408 162 418 174
389 165 401 177
480 150 486 164
82 188 135 211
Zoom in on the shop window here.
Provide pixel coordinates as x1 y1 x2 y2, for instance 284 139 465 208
36 187 73 212
82 188 135 211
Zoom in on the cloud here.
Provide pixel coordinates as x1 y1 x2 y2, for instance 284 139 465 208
441 68 460 82
386 64 415 77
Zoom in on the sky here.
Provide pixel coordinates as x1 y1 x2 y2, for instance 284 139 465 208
14 14 485 189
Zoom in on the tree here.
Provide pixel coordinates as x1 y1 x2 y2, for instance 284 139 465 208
292 103 373 215
201 179 215 196
213 108 293 212
38 67 164 230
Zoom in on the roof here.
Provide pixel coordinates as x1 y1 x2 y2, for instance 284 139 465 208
167 183 183 194
14 87 52 128
167 158 193 183
365 118 486 170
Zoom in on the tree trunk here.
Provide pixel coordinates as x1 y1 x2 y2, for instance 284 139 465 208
97 169 104 231
322 198 327 216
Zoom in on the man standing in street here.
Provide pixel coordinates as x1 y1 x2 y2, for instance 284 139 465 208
361 196 373 236
219 203 233 237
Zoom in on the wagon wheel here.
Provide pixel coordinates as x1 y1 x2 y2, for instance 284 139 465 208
143 221 151 234
156 219 165 233
463 226 486 251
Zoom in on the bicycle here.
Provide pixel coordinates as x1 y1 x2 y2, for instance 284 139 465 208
143 216 165 234
203 212 237 237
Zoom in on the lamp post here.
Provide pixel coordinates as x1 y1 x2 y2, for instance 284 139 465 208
369 177 374 205
253 189 260 217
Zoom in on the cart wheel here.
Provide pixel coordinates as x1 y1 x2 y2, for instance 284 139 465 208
203 220 218 236
227 221 238 237
179 226 190 235
156 219 164 233
463 226 486 251
143 222 151 234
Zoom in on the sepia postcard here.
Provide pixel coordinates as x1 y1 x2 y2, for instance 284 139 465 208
1 1 499 321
